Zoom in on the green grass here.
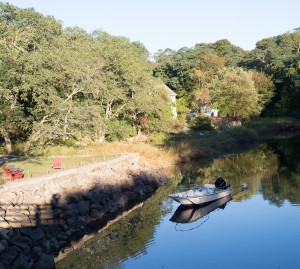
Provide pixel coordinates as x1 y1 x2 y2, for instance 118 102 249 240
0 154 119 184
246 117 300 129
1 117 299 184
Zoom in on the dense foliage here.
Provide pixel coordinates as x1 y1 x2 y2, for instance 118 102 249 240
0 4 173 153
153 32 300 121
1 3 299 154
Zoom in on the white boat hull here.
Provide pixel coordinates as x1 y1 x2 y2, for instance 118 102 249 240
170 195 232 223
168 186 232 206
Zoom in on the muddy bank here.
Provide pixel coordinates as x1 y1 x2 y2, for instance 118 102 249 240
0 153 174 268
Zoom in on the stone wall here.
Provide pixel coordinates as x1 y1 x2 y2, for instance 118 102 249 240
0 153 172 268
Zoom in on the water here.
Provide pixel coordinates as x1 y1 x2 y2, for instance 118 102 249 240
57 135 300 269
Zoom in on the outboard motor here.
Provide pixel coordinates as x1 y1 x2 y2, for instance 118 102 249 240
215 177 227 189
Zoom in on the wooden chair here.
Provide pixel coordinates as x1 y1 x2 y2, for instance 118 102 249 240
1 166 23 182
52 156 63 169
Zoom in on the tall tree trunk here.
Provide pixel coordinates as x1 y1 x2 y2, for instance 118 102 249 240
105 102 112 119
4 134 12 154
63 106 72 141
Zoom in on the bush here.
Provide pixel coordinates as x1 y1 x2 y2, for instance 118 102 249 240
149 132 170 144
189 116 214 131
106 119 136 141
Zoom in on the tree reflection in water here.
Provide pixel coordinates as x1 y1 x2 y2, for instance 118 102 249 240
178 135 300 205
56 135 300 268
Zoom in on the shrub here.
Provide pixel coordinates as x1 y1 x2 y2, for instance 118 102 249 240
189 116 214 131
106 119 136 141
149 132 170 144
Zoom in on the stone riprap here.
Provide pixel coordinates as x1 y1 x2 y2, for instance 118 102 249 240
0 153 172 268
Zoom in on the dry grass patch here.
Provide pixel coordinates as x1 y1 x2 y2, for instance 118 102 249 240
0 142 179 183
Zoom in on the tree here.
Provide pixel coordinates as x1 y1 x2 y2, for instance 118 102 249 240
241 31 300 116
251 71 275 111
0 3 63 152
190 54 225 111
94 32 172 139
210 67 262 120
153 40 246 118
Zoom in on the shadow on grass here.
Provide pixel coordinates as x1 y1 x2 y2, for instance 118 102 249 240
161 127 259 165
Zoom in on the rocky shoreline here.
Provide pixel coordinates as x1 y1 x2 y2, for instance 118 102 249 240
0 153 174 268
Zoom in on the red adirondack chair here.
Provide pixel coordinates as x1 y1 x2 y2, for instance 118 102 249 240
2 166 23 182
52 156 63 169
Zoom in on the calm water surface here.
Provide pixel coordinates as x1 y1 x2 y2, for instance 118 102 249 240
57 136 300 269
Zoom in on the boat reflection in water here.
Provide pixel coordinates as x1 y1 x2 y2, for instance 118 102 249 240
170 195 232 224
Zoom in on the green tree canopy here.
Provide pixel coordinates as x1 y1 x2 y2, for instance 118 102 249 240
210 67 261 120
0 3 174 152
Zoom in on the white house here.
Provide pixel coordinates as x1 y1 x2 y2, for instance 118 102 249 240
204 108 218 117
155 80 177 118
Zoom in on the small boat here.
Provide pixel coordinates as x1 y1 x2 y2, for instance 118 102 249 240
170 195 232 224
168 177 232 206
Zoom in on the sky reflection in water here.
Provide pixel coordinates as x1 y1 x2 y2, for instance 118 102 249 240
123 194 300 269
57 136 300 269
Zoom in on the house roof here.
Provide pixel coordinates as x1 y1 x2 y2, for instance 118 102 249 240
155 79 177 96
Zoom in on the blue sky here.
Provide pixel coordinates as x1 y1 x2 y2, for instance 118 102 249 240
3 0 300 55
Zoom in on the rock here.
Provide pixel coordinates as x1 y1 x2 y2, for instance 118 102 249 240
57 234 68 241
39 239 51 253
11 240 30 252
124 191 138 202
89 191 102 204
46 224 61 239
144 185 154 193
66 217 77 227
57 240 66 248
51 208 61 218
67 195 81 203
90 209 105 219
108 202 118 213
0 228 11 241
0 208 5 218
77 201 90 216
0 246 19 267
0 240 8 253
0 154 173 268
49 238 59 252
112 193 127 208
8 222 23 229
0 245 6 255
90 203 101 210
76 216 88 227
19 229 29 237
28 205 38 218
30 246 43 260
100 199 110 212
28 228 45 243
32 253 55 269
13 235 32 246
59 223 69 232
12 253 31 269
0 218 11 229
65 203 78 218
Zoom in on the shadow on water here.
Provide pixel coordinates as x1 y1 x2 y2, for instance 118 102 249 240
0 169 169 269
55 182 176 269
54 134 300 268
1 134 300 268
170 194 232 231
173 134 300 206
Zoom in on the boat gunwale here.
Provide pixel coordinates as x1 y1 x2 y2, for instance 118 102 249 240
168 187 231 199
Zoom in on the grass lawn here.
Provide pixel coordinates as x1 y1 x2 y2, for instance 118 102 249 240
0 154 119 184
0 141 179 185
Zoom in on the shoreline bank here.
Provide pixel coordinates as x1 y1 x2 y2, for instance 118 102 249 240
0 153 176 268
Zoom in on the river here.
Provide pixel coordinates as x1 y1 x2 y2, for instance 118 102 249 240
56 135 300 269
